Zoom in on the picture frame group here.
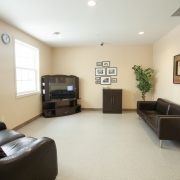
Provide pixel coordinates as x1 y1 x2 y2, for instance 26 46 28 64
95 67 117 76
95 77 117 85
96 61 110 67
95 61 117 85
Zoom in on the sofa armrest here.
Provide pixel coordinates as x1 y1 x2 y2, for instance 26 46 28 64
0 137 58 180
137 101 157 110
0 122 6 131
157 116 180 140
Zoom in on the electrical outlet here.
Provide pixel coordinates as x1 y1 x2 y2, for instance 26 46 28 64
1 116 4 122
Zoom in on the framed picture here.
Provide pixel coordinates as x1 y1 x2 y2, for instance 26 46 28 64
107 67 117 76
112 78 117 83
95 77 100 80
95 68 106 76
173 54 180 83
96 62 102 66
95 81 100 84
102 61 110 67
177 61 180 75
101 76 111 85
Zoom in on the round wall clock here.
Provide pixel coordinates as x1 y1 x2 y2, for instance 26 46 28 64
1 34 10 44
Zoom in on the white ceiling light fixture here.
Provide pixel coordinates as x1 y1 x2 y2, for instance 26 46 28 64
53 32 62 38
88 1 96 6
139 32 144 35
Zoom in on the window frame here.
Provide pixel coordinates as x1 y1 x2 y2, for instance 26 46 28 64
14 39 40 98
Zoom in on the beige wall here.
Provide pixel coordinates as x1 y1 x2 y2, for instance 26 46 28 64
0 20 52 129
52 46 153 109
0 19 154 128
153 24 180 103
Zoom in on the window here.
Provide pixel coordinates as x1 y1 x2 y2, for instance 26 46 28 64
14 39 39 97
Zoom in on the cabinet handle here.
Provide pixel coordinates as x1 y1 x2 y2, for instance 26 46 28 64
113 98 114 104
65 111 69 113
111 98 112 104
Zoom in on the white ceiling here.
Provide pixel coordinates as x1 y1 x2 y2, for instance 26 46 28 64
0 0 180 47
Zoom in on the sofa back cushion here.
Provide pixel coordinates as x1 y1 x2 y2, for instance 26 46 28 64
0 147 7 158
168 103 180 115
156 98 170 115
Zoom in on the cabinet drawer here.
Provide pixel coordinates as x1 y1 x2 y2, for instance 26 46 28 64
56 108 75 116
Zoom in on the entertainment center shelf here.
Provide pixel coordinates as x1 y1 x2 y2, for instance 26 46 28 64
41 75 81 118
43 99 81 118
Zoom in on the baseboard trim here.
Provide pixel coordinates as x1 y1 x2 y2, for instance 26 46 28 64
123 109 136 111
13 114 42 130
82 108 136 111
82 108 102 111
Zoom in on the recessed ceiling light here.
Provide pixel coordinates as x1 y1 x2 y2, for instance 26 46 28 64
139 32 144 35
88 1 96 6
53 32 62 38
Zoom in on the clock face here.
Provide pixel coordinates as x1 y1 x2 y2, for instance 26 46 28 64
1 34 10 44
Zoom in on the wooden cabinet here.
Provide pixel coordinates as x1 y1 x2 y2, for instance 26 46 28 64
103 89 122 113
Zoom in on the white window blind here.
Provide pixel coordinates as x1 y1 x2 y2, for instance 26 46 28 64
15 39 39 97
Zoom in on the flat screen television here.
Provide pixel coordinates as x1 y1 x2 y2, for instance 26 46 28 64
41 75 79 102
49 76 76 100
50 89 75 99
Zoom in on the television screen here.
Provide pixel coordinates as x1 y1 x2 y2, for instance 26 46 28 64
49 77 75 99
67 86 73 91
50 89 75 99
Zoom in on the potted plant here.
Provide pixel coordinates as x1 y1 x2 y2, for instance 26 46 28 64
132 65 154 101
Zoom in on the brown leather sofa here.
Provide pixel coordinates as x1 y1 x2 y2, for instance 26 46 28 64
137 98 180 148
0 122 58 180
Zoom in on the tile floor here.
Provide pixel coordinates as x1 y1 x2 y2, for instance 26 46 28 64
18 111 180 180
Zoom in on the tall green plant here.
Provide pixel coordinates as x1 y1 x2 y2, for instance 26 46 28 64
132 65 154 101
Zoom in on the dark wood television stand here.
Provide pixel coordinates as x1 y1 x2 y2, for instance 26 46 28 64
42 98 81 118
41 75 81 118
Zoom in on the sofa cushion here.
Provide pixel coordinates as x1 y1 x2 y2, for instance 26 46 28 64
156 98 170 115
138 109 162 119
0 147 7 158
145 114 158 129
1 136 36 156
168 103 180 115
0 129 25 146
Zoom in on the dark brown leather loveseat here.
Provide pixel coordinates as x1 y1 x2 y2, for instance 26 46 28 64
0 122 58 180
137 98 180 148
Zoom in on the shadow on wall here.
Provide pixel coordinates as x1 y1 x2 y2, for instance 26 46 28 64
78 77 92 108
133 90 143 102
133 89 154 103
122 89 135 109
152 69 158 100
